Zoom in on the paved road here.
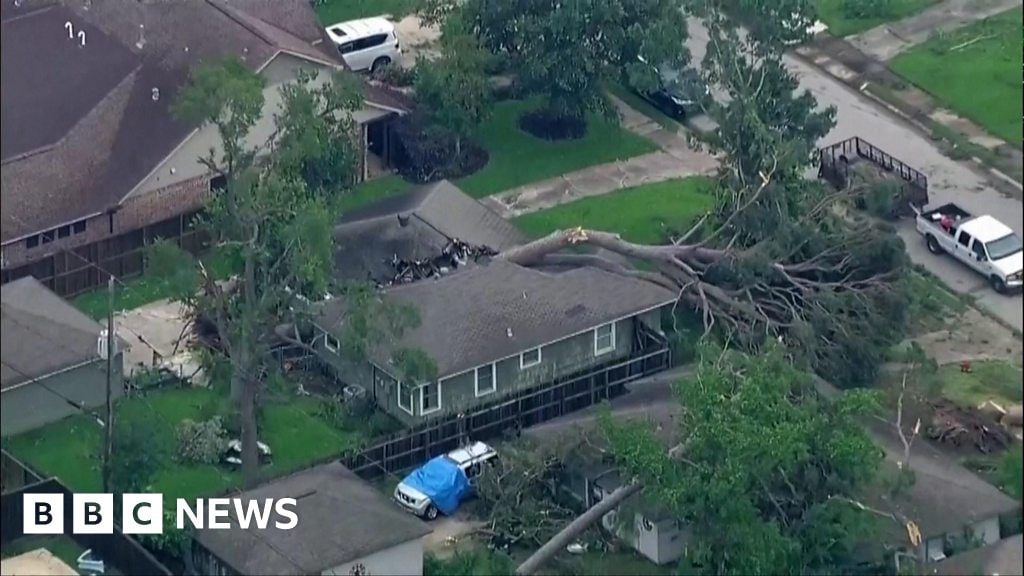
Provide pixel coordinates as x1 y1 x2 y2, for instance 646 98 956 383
686 21 1024 332
849 0 1022 61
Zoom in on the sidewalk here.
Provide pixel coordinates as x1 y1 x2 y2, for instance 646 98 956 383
848 0 1022 62
792 33 1023 193
482 96 720 219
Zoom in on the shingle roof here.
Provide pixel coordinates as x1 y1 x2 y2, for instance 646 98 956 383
320 259 676 378
928 534 1023 576
1 277 105 389
195 462 431 575
333 180 528 283
1 0 341 243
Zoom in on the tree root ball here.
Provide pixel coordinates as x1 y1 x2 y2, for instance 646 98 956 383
518 109 587 141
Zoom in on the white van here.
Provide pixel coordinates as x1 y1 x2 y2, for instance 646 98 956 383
325 17 402 73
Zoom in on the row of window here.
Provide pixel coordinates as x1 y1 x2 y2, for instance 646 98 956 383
24 219 88 249
325 321 618 418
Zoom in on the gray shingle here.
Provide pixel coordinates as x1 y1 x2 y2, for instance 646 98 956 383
1 277 105 389
195 462 431 575
333 180 528 283
320 259 676 377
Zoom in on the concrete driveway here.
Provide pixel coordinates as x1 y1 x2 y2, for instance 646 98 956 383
684 21 1024 332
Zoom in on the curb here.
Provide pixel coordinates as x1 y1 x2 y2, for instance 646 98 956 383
789 49 1024 192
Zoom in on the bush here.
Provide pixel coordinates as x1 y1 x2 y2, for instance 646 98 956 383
371 64 417 88
110 416 164 495
392 115 489 183
518 108 587 140
176 416 228 464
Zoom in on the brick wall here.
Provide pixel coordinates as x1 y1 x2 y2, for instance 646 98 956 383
1 175 212 269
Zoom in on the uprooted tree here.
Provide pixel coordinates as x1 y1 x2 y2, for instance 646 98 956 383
499 0 908 386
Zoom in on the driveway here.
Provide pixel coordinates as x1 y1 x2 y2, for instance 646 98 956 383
684 21 1024 332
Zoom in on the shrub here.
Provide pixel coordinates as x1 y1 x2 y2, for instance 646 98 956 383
392 115 489 182
110 416 164 495
371 64 417 88
176 416 228 464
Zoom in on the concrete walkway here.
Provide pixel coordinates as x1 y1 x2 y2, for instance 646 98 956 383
849 0 1022 61
481 97 720 219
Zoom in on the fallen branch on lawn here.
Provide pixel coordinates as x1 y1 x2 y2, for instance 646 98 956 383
949 34 996 52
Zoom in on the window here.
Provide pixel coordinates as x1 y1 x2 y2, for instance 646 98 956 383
972 240 987 261
420 381 441 415
57 225 71 239
25 235 40 249
475 363 496 397
355 34 388 51
520 347 542 369
72 220 87 234
338 41 355 54
594 322 616 355
397 381 414 415
209 175 228 192
957 232 972 248
41 230 55 244
323 332 340 353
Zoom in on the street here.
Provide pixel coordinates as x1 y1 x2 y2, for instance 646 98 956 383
685 21 1023 332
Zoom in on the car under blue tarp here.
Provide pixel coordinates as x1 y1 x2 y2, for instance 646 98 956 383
401 456 470 515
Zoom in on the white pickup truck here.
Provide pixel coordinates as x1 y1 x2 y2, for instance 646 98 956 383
915 203 1023 293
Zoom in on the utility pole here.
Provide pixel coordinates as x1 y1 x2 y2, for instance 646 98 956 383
102 275 115 493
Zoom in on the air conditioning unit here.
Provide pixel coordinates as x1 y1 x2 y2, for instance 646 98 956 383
97 329 118 359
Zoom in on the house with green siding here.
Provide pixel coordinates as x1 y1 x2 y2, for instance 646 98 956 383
310 180 676 424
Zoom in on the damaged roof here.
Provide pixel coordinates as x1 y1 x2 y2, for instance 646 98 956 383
319 258 676 378
333 180 528 283
195 462 431 575
1 0 342 243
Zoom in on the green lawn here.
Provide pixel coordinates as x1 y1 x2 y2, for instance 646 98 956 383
314 0 418 24
458 99 658 198
938 359 1023 409
905 268 967 334
814 0 937 36
513 177 715 244
4 386 360 504
890 8 1023 144
334 174 412 216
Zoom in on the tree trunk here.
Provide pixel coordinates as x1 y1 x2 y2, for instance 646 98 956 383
515 482 643 576
238 247 260 489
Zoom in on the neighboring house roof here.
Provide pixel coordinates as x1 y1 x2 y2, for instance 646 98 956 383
0 0 348 244
320 258 676 378
0 277 105 390
333 180 528 283
928 534 1023 576
195 462 431 575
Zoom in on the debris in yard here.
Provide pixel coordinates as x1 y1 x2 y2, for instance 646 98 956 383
566 542 587 555
384 238 498 286
926 401 1011 453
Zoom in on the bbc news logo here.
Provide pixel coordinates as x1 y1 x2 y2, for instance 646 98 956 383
24 494 298 535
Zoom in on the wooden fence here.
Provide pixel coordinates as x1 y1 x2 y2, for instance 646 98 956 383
1 210 209 298
0 459 172 576
341 346 671 479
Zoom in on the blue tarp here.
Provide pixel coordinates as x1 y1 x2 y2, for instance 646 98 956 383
401 456 470 515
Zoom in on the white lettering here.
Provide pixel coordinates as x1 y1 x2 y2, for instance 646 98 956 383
207 498 232 529
176 499 204 530
274 498 298 530
232 498 274 530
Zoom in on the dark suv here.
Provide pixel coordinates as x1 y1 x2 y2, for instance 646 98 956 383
635 58 710 119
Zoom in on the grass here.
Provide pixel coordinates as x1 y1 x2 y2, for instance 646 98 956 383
314 0 418 24
937 359 1023 409
458 99 658 198
905 268 968 334
890 8 1023 145
514 177 715 244
4 386 361 505
606 83 683 131
335 174 412 216
813 0 937 37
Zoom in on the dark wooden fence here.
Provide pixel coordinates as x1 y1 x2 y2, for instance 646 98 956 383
0 471 172 576
0 449 43 494
1 210 208 298
341 346 671 479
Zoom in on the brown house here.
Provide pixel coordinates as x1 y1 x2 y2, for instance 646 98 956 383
1 0 410 296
